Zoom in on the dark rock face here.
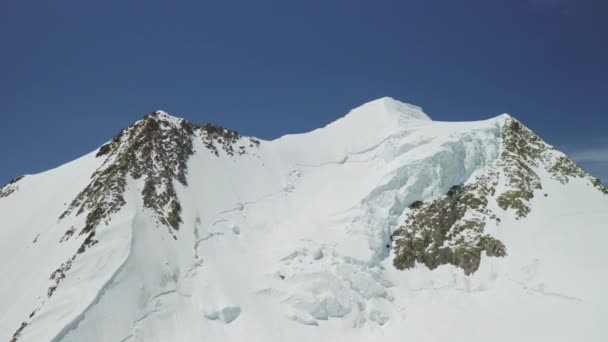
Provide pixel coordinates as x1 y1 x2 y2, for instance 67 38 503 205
495 119 544 218
202 123 260 156
60 112 197 243
0 175 25 198
392 181 505 275
60 111 260 242
393 117 608 275
408 200 424 210
10 322 27 342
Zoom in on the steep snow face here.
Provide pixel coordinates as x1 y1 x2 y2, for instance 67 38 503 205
1 99 607 342
273 97 432 165
331 96 432 130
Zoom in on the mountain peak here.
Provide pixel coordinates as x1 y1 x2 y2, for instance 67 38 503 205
142 110 187 127
303 97 431 151
355 97 432 121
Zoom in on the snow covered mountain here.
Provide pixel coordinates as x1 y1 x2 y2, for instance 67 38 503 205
1 97 607 342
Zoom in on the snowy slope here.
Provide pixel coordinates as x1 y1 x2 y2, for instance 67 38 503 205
1 97 607 342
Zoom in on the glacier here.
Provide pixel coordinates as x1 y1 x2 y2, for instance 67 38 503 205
1 97 607 341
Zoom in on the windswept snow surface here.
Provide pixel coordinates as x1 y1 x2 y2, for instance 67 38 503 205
1 97 607 341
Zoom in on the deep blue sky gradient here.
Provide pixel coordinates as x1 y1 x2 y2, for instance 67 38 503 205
1 0 607 184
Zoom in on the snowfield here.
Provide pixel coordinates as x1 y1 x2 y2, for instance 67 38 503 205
1 97 607 341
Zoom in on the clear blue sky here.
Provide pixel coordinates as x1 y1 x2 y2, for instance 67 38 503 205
1 0 607 185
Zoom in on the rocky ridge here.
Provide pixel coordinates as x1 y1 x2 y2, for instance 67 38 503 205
0 175 24 198
392 117 608 274
59 111 260 242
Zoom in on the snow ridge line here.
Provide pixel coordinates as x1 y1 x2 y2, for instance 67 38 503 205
294 131 413 169
49 214 137 342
